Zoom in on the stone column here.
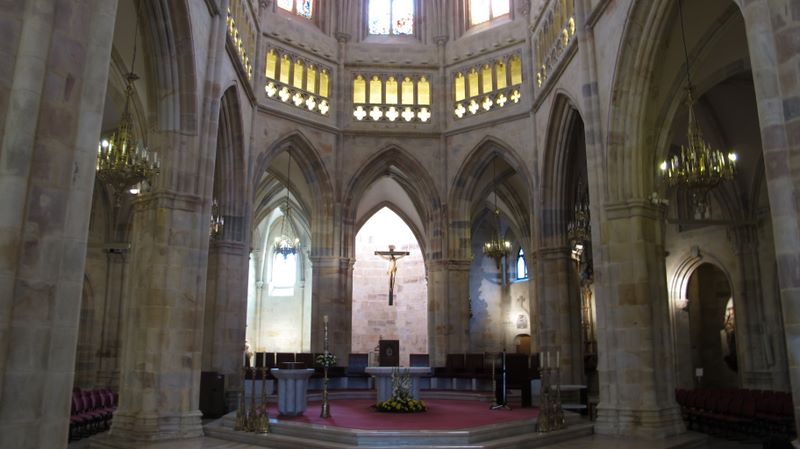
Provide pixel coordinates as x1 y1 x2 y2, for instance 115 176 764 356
739 0 800 440
311 256 352 364
426 259 470 366
104 192 208 443
203 239 249 410
95 249 129 390
593 202 684 438
536 246 582 383
0 1 118 447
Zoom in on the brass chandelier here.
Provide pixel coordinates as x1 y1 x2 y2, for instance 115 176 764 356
483 158 510 269
273 155 300 258
210 199 225 239
658 0 736 217
96 10 159 196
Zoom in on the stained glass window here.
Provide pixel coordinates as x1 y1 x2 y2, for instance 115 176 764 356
454 73 466 102
401 77 414 104
469 0 510 26
386 77 398 104
516 248 528 280
278 0 313 19
369 0 414 35
270 252 296 296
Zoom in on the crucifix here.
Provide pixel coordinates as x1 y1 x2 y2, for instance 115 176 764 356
374 245 409 306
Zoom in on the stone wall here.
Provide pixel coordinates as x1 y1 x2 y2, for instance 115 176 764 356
352 208 427 366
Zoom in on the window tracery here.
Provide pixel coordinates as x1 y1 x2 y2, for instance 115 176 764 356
226 0 257 80
452 54 523 118
533 0 576 89
278 0 314 19
368 0 415 35
468 0 510 27
352 73 432 123
265 48 331 116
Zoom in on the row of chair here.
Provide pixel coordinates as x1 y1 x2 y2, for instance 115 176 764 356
676 388 795 439
69 388 118 441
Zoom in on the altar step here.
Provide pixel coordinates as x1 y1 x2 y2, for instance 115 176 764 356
205 411 593 449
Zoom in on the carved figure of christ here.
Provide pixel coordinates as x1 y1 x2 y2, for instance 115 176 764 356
374 245 410 306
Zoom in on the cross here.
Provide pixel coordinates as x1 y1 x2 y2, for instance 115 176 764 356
374 245 410 306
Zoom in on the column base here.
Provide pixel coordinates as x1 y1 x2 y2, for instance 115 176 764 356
92 410 203 447
595 404 685 438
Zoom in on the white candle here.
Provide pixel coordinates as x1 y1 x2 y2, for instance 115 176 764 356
556 351 560 369
545 351 550 368
323 315 328 324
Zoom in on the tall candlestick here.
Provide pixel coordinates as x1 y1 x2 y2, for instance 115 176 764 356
546 351 550 368
324 314 328 324
556 351 560 369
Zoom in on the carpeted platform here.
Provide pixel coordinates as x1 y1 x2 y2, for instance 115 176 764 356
264 398 539 430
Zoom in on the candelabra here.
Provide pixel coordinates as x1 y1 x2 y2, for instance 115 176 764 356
247 363 257 432
537 352 565 432
256 366 270 433
233 364 250 431
234 365 247 431
320 315 331 418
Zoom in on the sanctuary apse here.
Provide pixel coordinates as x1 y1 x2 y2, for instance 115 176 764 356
1 0 799 448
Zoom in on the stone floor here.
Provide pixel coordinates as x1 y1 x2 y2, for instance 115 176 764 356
70 434 765 449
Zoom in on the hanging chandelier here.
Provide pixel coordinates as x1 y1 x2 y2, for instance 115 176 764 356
658 0 736 217
273 155 300 258
210 198 224 239
483 158 510 269
96 9 159 196
567 188 590 261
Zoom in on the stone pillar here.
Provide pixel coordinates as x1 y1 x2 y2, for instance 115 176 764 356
447 260 471 356
203 239 249 409
427 260 448 367
426 259 470 366
311 256 352 364
594 202 684 438
0 1 118 447
105 192 207 442
731 225 789 390
536 246 582 383
95 249 129 390
739 0 800 440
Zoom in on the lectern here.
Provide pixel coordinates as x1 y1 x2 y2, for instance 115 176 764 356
378 340 399 366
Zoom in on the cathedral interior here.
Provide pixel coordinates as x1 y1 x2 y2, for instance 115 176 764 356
1 0 799 448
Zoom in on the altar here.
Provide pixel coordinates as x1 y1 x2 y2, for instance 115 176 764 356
270 368 314 416
365 366 430 403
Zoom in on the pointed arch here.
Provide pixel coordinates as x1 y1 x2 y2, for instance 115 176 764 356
541 93 586 247
343 146 443 260
355 201 428 260
448 136 533 260
605 0 673 203
213 86 247 241
139 0 199 192
255 131 335 255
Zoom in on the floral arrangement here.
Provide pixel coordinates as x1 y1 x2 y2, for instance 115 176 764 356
375 368 427 413
376 396 427 413
315 352 337 367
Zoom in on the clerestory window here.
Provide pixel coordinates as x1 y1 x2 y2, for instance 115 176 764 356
277 0 314 19
468 0 510 27
368 0 415 35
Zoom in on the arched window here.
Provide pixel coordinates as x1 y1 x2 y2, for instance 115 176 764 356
368 0 415 35
278 0 314 19
270 252 297 296
516 248 528 280
469 0 510 26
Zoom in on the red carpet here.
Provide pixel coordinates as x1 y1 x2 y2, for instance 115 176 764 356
267 399 539 430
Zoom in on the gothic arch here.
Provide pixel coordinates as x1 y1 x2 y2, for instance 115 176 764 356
255 131 335 255
212 86 247 241
139 0 199 192
448 136 533 260
343 145 443 261
540 93 586 248
605 0 673 203
355 201 428 260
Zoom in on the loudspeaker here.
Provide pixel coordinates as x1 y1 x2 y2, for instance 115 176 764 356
199 371 226 418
